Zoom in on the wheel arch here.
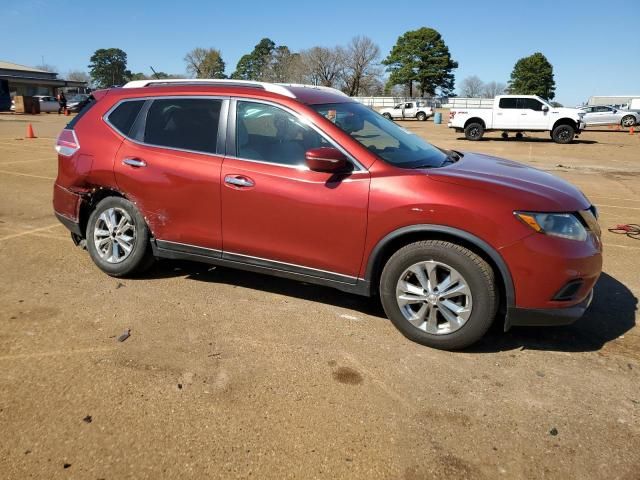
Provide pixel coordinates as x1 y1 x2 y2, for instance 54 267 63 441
77 187 129 238
552 117 578 131
364 225 515 326
464 117 486 129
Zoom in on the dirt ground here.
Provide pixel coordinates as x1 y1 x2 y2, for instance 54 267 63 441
0 112 638 479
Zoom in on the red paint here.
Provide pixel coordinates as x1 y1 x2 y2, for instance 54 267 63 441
53 84 602 311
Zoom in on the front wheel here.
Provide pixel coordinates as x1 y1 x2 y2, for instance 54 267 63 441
86 197 154 277
464 122 484 141
380 240 497 350
551 124 575 144
621 115 636 128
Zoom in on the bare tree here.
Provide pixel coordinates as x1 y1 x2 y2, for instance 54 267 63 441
262 47 306 83
342 36 381 96
300 46 344 88
184 48 226 79
460 75 484 97
482 81 507 98
66 70 91 86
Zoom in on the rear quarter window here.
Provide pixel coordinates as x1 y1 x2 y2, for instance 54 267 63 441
107 100 145 136
498 98 517 109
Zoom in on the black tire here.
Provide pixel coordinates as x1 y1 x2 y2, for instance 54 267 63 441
551 124 575 144
501 132 509 139
86 197 154 277
416 111 427 121
515 132 524 140
464 122 484 141
621 115 636 128
382 113 392 120
379 240 497 350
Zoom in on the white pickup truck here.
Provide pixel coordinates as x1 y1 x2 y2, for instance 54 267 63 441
380 101 433 121
448 95 586 144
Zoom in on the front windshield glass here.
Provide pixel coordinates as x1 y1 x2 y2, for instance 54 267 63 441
311 102 448 169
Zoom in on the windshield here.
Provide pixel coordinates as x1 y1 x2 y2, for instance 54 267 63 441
311 102 448 169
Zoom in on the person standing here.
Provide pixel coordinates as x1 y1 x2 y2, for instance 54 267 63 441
57 91 67 115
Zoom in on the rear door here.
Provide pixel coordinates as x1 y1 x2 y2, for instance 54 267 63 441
494 97 521 129
220 99 369 280
404 102 416 118
113 96 226 251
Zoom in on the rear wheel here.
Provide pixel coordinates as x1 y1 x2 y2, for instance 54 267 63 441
621 115 636 128
382 113 392 120
416 112 427 121
86 197 154 277
551 124 575 144
380 240 497 350
464 122 484 141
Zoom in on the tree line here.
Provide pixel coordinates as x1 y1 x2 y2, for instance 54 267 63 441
82 28 556 100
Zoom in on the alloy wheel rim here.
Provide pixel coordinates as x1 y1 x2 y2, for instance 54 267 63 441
395 260 473 335
93 207 136 264
622 117 634 127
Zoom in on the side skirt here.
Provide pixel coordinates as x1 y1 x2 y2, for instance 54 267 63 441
152 240 372 297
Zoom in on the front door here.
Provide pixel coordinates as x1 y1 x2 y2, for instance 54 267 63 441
113 97 226 250
518 98 549 130
220 100 370 280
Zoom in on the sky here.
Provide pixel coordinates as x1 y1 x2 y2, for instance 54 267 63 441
2 0 639 106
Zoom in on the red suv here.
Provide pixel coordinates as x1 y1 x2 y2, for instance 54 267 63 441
53 79 602 349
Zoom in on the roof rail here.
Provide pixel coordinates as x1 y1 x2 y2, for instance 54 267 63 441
277 83 349 97
122 79 296 98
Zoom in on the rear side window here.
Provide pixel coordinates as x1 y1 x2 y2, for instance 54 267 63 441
498 98 517 109
108 100 145 136
144 98 222 154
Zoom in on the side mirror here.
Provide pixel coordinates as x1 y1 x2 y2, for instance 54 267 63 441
613 109 617 114
542 105 549 112
305 147 351 173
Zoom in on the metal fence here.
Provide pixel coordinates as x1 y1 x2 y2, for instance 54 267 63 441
352 96 446 109
444 97 494 109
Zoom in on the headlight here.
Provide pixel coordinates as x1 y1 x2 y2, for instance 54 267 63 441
514 211 588 241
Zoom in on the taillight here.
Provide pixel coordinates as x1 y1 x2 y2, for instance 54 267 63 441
55 129 80 157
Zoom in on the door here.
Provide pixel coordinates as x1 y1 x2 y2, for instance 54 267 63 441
494 97 521 129
113 97 226 251
220 100 370 279
404 102 416 118
391 104 403 118
518 98 548 129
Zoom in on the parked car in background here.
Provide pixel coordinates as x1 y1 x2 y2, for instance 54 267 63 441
448 95 586 143
67 94 91 113
52 79 602 350
34 95 59 113
380 101 433 121
10 95 59 113
579 105 639 127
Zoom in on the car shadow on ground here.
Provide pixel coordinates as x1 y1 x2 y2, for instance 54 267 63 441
144 263 636 354
144 259 387 318
455 136 598 145
469 272 637 353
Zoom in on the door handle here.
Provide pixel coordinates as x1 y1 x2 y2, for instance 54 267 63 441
224 175 255 188
122 157 147 168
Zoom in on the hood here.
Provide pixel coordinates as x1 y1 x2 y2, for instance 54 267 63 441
552 107 583 118
428 152 591 211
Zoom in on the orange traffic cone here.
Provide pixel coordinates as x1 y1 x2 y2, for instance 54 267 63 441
64 108 69 116
26 124 36 139
630 126 635 135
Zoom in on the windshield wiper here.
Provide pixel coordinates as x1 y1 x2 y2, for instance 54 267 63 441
440 150 462 167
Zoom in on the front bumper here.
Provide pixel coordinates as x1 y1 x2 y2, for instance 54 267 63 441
577 120 586 132
507 289 593 327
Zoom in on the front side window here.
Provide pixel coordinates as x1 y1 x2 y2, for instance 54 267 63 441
144 98 222 154
236 101 329 166
108 100 145 136
519 98 544 111
311 102 448 169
